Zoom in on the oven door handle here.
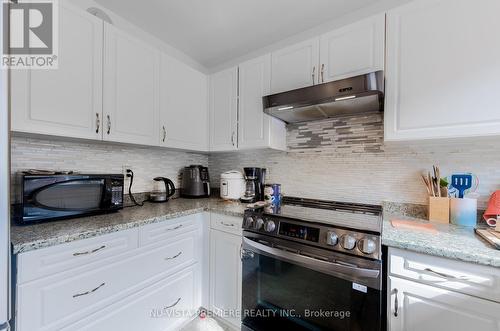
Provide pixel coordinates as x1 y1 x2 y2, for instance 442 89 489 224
242 237 380 279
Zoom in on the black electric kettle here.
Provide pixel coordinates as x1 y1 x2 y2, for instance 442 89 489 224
148 177 176 203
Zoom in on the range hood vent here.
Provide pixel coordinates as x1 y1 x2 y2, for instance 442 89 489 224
263 71 384 124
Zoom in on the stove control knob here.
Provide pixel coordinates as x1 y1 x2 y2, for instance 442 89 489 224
340 235 356 250
358 238 377 255
264 220 276 232
326 231 338 246
255 218 265 230
245 216 255 228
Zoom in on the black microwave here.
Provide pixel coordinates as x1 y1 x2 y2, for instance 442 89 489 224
14 173 124 224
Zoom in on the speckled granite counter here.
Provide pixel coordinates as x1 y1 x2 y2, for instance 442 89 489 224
11 197 247 254
11 198 500 268
382 213 500 268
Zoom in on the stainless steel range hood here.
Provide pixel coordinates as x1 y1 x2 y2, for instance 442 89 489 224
263 71 384 124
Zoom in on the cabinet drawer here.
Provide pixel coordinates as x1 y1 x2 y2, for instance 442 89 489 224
210 213 242 235
389 248 500 303
17 228 139 284
139 214 199 246
66 266 199 331
17 232 197 331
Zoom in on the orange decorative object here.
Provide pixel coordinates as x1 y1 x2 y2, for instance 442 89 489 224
484 190 500 221
390 219 438 233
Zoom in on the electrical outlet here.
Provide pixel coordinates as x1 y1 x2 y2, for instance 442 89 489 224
122 165 131 177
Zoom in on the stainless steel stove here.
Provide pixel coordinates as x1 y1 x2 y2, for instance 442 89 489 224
241 197 384 331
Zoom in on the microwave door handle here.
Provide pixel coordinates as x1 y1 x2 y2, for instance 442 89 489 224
242 237 380 279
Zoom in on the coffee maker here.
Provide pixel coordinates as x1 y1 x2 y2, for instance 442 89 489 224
240 167 266 203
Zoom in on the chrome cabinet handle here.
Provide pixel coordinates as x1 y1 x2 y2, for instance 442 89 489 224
312 66 316 84
424 267 464 280
392 288 399 317
231 131 235 147
221 222 235 227
320 64 325 83
73 245 106 257
164 251 182 260
162 125 166 142
106 115 111 134
164 297 181 309
95 113 100 134
73 282 105 298
165 224 183 232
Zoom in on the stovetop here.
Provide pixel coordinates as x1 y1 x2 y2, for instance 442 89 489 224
261 196 382 233
243 197 383 260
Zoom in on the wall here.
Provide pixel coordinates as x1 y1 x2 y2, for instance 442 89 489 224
11 136 208 195
209 113 500 209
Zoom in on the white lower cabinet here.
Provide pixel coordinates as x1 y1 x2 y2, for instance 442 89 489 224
388 248 500 331
388 276 500 331
67 265 199 331
209 214 242 328
15 214 207 331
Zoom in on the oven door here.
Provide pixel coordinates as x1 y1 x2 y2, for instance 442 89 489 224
22 176 109 222
241 235 382 331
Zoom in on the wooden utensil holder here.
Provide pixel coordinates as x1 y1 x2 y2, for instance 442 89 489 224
429 197 450 224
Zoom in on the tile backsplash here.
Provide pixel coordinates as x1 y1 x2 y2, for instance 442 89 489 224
209 113 500 209
11 136 208 195
10 113 500 209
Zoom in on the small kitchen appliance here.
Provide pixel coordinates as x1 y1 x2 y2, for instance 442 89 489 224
148 177 176 203
220 170 245 200
241 196 384 331
240 167 266 203
181 165 210 198
14 172 124 224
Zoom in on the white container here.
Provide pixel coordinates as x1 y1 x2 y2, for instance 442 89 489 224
220 171 245 200
450 198 477 227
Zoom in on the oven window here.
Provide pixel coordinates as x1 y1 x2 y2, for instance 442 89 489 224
34 180 105 210
242 252 381 331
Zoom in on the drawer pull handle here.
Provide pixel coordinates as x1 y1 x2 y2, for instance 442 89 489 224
73 245 106 256
165 224 183 232
73 282 106 298
165 297 181 309
424 267 464 280
165 251 182 260
221 222 235 227
392 288 398 317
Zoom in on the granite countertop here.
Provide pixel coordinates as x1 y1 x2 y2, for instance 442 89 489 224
11 198 500 268
11 197 247 254
382 213 500 268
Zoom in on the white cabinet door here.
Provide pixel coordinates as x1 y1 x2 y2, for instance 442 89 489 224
11 2 102 140
66 266 199 331
271 38 320 93
159 53 209 151
385 0 500 141
103 24 160 146
209 67 238 151
389 276 500 331
209 229 242 328
319 14 385 83
238 55 286 151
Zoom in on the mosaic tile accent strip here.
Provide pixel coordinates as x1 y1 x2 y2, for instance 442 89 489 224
287 113 384 153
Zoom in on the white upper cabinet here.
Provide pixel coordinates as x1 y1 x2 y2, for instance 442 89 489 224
319 14 385 83
385 0 500 141
209 67 238 151
103 24 160 146
159 53 209 151
238 55 286 151
11 2 103 140
271 38 320 94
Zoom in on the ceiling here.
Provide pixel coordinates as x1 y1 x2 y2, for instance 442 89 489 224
95 0 382 69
